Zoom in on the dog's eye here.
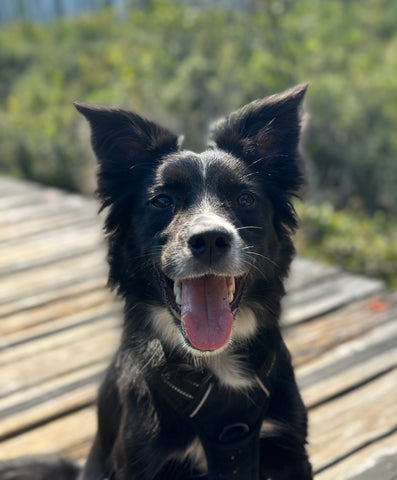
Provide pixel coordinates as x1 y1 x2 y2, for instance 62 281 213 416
151 195 173 209
237 192 255 207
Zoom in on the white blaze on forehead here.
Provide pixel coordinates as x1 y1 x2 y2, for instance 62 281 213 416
197 148 241 190
198 149 238 171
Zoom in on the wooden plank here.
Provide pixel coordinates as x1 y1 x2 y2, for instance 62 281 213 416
0 362 107 442
0 406 96 461
0 208 99 243
285 292 397 367
0 250 107 310
0 189 63 211
0 214 98 246
2 371 396 472
0 176 42 196
0 302 121 363
0 193 96 224
1 176 396 479
297 318 397 408
285 257 341 292
282 272 385 326
0 276 109 320
308 369 397 473
0 385 96 443
0 361 106 415
0 320 120 397
345 452 397 480
315 430 397 480
0 288 115 337
0 222 104 275
303 339 397 410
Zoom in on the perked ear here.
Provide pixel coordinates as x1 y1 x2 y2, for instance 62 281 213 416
209 84 308 197
73 102 179 166
74 102 179 207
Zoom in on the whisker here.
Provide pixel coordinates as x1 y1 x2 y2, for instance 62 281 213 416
238 255 269 281
242 249 279 269
236 226 264 231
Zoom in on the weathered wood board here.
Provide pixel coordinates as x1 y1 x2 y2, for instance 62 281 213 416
0 176 396 479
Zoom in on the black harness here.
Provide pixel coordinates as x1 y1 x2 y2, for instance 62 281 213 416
149 356 274 480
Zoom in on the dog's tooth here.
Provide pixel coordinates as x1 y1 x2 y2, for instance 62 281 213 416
227 277 235 303
174 282 182 305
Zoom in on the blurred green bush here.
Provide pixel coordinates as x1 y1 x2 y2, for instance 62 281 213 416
0 0 396 286
1 0 396 206
296 202 397 290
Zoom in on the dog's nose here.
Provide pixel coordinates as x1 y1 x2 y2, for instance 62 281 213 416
188 229 232 263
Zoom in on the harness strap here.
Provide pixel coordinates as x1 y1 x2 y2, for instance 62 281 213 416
202 420 263 480
149 361 272 480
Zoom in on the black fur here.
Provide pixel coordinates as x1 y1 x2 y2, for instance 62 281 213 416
0 85 312 480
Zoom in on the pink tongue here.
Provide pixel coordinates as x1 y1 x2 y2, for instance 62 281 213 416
181 275 233 351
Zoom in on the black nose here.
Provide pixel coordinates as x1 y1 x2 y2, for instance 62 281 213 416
188 229 232 263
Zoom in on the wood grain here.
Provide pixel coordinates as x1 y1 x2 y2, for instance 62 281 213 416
309 369 397 472
315 430 397 480
0 175 395 479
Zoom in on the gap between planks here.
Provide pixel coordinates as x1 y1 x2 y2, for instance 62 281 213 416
0 288 116 338
308 368 397 474
0 361 108 442
0 250 109 317
317 430 397 480
285 291 396 367
296 317 397 408
0 319 121 398
282 272 385 326
1 358 395 473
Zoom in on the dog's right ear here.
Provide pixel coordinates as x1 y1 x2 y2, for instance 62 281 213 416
208 85 307 199
74 102 179 207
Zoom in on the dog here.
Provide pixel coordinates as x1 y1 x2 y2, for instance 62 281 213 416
0 85 312 480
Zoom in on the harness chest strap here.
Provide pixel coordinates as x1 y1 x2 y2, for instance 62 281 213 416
149 363 272 480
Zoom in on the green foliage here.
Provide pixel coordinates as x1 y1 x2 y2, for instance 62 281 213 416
296 202 397 289
0 0 396 285
1 0 396 204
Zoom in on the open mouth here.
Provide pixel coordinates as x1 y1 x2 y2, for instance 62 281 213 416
157 270 247 352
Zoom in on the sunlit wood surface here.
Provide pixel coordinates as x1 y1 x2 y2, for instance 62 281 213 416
0 176 395 479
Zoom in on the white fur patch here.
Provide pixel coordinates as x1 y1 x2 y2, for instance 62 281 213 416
232 306 258 340
149 306 182 351
183 436 207 473
203 306 258 389
204 351 255 390
149 305 259 390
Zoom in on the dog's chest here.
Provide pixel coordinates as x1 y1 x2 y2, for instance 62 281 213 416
150 352 271 478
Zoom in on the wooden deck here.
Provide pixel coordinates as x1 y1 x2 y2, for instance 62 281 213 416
0 175 396 479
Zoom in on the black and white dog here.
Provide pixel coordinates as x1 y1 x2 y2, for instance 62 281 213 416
0 85 312 480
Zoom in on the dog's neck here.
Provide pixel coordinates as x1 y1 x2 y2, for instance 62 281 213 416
144 303 280 390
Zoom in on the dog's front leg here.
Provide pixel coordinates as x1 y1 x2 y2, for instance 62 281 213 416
113 414 204 480
258 350 313 480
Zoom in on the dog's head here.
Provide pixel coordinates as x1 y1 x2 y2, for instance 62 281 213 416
74 84 307 353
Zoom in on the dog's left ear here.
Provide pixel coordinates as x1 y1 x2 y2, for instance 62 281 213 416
73 102 179 168
209 84 308 196
74 102 179 209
